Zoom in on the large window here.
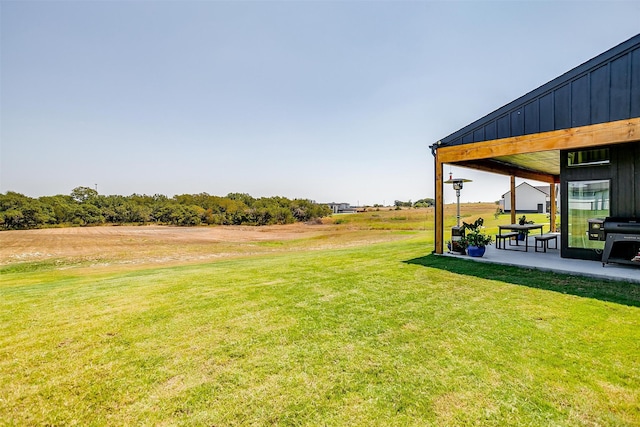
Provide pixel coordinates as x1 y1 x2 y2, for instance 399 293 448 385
567 180 609 249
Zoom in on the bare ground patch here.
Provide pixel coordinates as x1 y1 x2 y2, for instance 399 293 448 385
0 222 411 269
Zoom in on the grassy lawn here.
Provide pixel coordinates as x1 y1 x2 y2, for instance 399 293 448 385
1 207 639 425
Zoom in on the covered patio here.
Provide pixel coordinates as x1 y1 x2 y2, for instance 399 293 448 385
431 34 640 273
444 234 640 284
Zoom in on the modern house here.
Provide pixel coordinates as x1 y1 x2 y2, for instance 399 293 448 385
326 202 357 214
500 182 559 214
431 34 640 261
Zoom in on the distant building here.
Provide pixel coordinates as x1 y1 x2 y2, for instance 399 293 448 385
501 182 559 214
326 202 357 214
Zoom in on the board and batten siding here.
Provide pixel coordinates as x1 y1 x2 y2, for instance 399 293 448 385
440 34 640 147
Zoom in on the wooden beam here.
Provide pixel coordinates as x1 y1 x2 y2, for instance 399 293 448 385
434 153 444 254
510 176 516 224
456 160 558 183
436 118 640 164
550 183 556 232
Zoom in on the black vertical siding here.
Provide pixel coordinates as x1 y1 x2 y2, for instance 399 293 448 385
611 142 640 217
610 55 631 121
631 48 640 117
510 109 524 136
571 75 590 127
497 115 510 138
554 84 571 129
440 35 640 146
539 93 554 132
590 65 610 123
524 101 539 134
485 121 496 140
559 142 640 260
636 142 640 211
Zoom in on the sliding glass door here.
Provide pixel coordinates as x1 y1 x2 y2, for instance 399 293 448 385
567 180 609 250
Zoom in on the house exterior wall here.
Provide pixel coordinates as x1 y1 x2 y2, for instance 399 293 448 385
560 141 640 260
439 34 640 148
502 183 548 213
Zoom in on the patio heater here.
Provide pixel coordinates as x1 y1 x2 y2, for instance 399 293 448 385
444 174 472 253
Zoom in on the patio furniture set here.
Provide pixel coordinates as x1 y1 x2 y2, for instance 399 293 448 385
496 223 558 253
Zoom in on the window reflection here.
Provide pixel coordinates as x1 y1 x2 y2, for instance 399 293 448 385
567 148 610 167
567 180 609 249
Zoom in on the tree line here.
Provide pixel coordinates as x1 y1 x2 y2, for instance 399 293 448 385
393 198 435 208
0 187 333 230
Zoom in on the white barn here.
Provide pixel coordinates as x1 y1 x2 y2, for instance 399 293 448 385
501 182 559 214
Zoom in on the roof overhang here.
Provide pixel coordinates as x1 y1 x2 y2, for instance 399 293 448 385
433 117 640 183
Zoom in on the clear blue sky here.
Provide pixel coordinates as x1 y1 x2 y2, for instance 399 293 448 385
1 1 639 205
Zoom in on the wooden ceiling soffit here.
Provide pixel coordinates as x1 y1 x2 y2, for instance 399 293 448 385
436 117 640 164
455 159 558 183
494 151 560 175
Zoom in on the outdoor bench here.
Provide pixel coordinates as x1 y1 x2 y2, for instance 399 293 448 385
495 232 519 249
534 234 558 252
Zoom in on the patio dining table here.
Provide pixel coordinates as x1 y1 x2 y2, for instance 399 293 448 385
498 223 544 252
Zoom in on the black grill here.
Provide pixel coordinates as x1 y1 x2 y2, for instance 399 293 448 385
602 217 640 267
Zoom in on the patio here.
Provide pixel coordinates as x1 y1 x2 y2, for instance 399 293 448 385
443 235 640 284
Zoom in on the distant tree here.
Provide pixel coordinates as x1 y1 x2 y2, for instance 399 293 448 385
413 198 435 208
0 191 29 211
92 195 122 223
39 195 76 224
227 192 255 207
0 192 51 229
291 199 315 222
152 202 176 224
166 204 202 226
0 209 23 229
73 203 104 226
71 186 98 203
291 199 331 222
394 200 413 208
1 189 333 229
200 208 218 225
216 198 247 225
119 201 151 223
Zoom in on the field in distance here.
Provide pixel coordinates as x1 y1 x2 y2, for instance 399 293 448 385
2 204 500 271
1 202 541 272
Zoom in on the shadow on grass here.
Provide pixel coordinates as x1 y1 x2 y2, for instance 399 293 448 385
404 254 640 308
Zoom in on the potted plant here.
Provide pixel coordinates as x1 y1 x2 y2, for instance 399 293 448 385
461 217 493 257
517 215 534 241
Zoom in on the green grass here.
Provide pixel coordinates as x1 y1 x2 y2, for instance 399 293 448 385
333 208 435 230
1 236 639 425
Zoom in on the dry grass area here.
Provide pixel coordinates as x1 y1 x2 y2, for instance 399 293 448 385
0 203 497 270
0 223 323 262
1 224 334 269
0 219 405 270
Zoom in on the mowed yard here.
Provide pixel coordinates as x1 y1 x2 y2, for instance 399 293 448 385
1 205 639 426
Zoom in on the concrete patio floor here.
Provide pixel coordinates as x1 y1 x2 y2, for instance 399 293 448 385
443 235 640 284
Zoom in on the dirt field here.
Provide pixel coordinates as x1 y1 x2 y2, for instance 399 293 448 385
1 205 492 270
0 222 407 269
